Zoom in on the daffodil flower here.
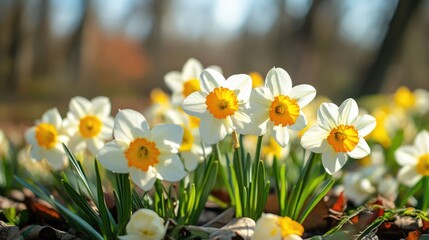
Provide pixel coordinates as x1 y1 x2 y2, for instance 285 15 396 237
25 108 69 170
119 208 166 240
395 130 429 187
163 109 211 171
97 109 186 191
247 67 316 147
301 98 376 175
64 96 114 155
252 213 304 240
182 69 252 145
164 58 222 106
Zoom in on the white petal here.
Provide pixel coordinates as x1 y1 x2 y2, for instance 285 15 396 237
395 146 418 166
285 234 303 240
152 124 183 153
156 154 187 182
231 110 251 134
182 91 207 118
347 138 370 159
99 118 114 139
300 126 328 153
397 165 421 187
415 130 429 154
91 96 111 117
45 148 68 170
86 138 105 155
266 67 292 96
288 113 307 131
181 151 199 171
322 149 347 175
118 235 143 240
164 71 183 91
68 134 86 153
246 106 269 136
317 103 339 131
182 58 203 80
225 74 252 101
97 141 129 173
25 128 37 146
69 96 90 119
42 108 62 129
30 146 44 160
114 109 149 142
270 125 290 148
338 98 359 125
130 167 157 191
199 114 228 145
200 69 225 93
354 114 376 136
290 84 316 107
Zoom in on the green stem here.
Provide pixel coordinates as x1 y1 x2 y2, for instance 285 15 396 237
422 176 429 210
254 135 263 162
288 152 317 219
117 173 132 235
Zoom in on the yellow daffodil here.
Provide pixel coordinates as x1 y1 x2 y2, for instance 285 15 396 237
25 108 69 170
65 96 114 155
252 213 304 240
182 69 252 145
97 109 186 191
301 99 376 175
395 130 429 187
247 67 316 147
119 208 166 240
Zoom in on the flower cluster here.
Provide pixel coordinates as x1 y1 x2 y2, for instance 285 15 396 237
20 57 429 239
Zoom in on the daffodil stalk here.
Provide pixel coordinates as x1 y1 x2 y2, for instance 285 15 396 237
273 152 334 223
176 154 219 225
219 132 270 220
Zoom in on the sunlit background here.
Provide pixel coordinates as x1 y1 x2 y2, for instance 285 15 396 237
0 0 428 132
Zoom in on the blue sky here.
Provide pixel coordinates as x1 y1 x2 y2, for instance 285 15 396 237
48 0 406 49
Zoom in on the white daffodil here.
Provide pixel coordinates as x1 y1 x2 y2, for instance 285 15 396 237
301 98 376 175
119 208 166 240
97 109 186 191
164 109 211 171
248 67 316 147
24 108 69 170
395 130 429 187
64 96 114 155
165 58 222 106
182 69 252 145
252 213 304 240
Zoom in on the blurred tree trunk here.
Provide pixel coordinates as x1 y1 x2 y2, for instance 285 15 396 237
33 0 51 76
6 1 24 94
67 0 90 82
143 0 168 92
298 0 325 40
356 0 423 97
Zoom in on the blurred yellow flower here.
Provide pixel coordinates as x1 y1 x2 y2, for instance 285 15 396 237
249 71 264 88
252 213 303 240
